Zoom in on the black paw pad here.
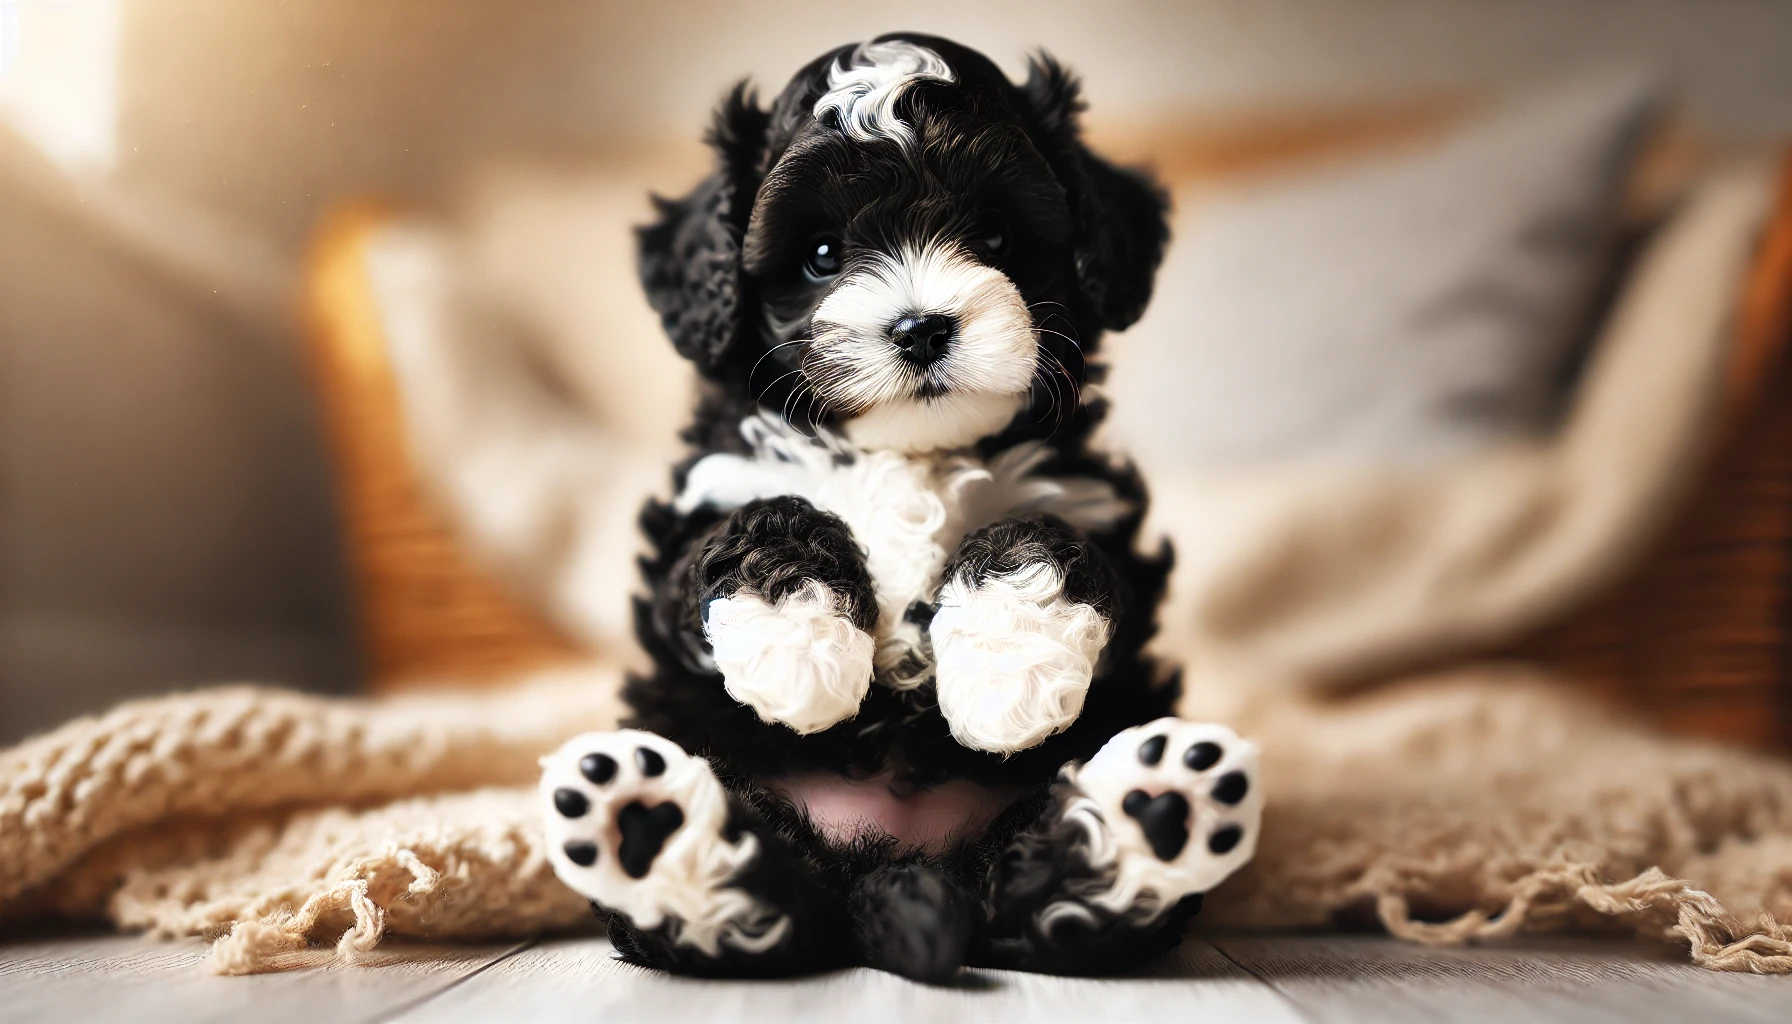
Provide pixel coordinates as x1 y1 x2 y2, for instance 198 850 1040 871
553 787 590 818
1212 771 1249 805
579 753 617 785
1209 825 1244 855
1183 741 1223 772
1137 734 1167 766
562 840 598 867
1122 789 1191 861
635 747 667 778
616 800 685 878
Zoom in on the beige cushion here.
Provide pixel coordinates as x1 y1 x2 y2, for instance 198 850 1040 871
1111 74 1661 467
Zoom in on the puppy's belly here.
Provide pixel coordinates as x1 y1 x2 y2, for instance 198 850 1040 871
768 773 1022 854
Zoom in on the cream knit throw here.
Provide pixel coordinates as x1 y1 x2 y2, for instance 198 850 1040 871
3 663 1790 975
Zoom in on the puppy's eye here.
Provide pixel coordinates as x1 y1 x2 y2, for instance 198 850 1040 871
969 217 1009 260
804 235 844 282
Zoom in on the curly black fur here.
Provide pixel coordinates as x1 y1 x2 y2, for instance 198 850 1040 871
613 33 1196 980
691 496 879 631
943 514 1125 617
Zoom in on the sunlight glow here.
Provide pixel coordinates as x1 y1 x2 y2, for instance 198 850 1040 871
0 0 122 173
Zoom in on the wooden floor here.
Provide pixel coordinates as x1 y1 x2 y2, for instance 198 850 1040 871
3 931 1790 1023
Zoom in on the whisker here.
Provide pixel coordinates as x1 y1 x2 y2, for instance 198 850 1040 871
1044 358 1072 429
1033 324 1087 358
1039 347 1082 432
804 384 827 438
781 372 812 430
748 338 808 391
791 382 822 440
755 367 806 405
1031 364 1063 432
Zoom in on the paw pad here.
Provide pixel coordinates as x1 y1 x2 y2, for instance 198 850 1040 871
580 753 618 785
636 747 667 778
1136 734 1168 766
553 787 590 818
1121 790 1190 860
1211 770 1249 806
617 800 685 878
1208 825 1243 855
1183 741 1222 772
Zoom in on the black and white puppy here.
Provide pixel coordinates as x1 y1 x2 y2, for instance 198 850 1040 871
539 34 1261 980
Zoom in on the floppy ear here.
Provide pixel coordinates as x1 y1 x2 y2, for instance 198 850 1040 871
1021 55 1170 332
637 83 770 373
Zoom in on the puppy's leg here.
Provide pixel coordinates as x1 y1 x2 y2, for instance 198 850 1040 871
974 718 1262 975
693 495 878 735
929 515 1120 753
541 729 852 977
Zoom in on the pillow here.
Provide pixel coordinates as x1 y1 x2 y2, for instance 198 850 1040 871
1108 73 1662 467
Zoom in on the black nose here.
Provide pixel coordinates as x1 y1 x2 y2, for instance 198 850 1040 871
889 313 956 368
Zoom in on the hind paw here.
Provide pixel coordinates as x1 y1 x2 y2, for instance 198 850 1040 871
1063 718 1262 915
540 730 789 956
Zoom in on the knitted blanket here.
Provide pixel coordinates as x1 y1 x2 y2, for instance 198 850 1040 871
4 663 1790 975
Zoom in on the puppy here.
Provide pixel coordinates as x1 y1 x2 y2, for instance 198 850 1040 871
539 34 1261 980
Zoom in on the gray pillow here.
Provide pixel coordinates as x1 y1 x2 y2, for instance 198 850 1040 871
1109 73 1662 466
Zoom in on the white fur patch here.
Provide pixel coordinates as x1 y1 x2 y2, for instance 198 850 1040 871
813 40 954 150
809 240 1036 454
675 414 1131 689
704 581 875 734
841 389 1028 454
930 564 1109 753
1048 719 1262 929
541 730 790 957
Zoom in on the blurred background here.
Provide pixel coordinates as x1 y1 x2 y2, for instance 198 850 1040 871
4 0 1792 745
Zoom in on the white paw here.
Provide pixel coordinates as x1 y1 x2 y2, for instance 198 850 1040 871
1061 718 1262 919
704 581 874 734
929 564 1109 753
540 730 789 956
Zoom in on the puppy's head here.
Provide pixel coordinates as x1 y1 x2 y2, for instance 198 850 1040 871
639 34 1168 452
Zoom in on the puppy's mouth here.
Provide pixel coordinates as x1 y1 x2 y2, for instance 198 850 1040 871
798 345 1034 452
913 378 949 400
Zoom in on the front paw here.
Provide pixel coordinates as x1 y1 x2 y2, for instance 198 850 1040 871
704 580 874 734
929 564 1109 753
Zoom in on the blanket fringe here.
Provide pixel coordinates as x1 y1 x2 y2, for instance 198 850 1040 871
206 876 389 976
1374 862 1792 974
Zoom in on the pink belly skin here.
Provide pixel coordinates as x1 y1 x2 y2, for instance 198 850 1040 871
767 773 1024 854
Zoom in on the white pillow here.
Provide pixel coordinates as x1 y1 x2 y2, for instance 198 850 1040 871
1109 74 1662 467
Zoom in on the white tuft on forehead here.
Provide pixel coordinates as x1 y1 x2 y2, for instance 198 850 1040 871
813 40 954 150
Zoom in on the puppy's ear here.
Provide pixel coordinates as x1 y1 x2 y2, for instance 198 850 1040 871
1021 55 1170 332
637 83 770 373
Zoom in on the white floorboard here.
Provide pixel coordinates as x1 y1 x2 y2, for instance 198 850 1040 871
0 932 522 1024
390 936 1302 1024
4 930 1790 1023
1215 933 1792 1024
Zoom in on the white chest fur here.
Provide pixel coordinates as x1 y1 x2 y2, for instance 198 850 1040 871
674 414 1130 688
